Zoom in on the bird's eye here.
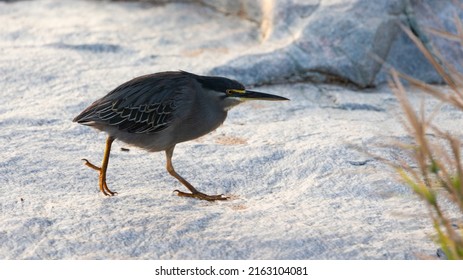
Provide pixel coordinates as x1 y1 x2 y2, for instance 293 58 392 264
226 89 245 95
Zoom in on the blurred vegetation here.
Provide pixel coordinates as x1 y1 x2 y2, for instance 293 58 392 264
388 15 463 259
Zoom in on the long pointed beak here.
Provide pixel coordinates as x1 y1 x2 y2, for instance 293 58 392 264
238 90 289 101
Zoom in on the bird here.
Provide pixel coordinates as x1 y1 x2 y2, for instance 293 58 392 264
73 71 288 201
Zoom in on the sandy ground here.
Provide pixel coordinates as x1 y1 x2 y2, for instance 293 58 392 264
1 0 462 259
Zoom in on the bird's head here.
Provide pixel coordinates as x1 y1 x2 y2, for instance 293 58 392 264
187 72 289 110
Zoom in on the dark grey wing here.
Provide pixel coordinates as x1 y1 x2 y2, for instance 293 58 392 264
73 72 195 134
95 98 176 133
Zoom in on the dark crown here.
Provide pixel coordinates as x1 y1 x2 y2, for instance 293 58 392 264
183 72 245 93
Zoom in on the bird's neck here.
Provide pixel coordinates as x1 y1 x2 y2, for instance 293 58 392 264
222 97 243 111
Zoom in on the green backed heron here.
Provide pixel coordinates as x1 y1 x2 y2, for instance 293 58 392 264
73 71 288 201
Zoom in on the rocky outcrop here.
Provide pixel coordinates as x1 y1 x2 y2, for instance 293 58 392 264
99 0 463 88
207 0 461 87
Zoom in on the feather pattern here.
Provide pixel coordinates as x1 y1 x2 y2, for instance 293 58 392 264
73 72 196 134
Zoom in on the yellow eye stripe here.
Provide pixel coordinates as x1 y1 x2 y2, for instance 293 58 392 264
226 89 246 95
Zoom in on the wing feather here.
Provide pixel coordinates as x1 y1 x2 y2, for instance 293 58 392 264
73 72 196 134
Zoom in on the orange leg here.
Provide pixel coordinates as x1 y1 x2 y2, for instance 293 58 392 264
165 146 227 201
82 136 117 196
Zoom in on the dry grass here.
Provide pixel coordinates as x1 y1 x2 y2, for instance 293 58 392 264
387 16 463 259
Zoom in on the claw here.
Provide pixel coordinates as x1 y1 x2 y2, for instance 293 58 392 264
101 182 117 196
102 190 118 196
81 159 101 171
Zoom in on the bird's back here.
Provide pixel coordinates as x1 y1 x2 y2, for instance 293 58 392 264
73 71 196 135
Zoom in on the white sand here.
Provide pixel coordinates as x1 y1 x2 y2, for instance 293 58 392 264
1 0 461 259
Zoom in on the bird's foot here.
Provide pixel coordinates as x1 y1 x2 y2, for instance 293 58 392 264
174 190 228 201
81 159 118 196
101 181 118 196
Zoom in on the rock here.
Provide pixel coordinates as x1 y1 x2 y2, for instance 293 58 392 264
375 0 463 85
210 0 462 87
211 0 404 87
93 0 463 88
436 248 448 260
